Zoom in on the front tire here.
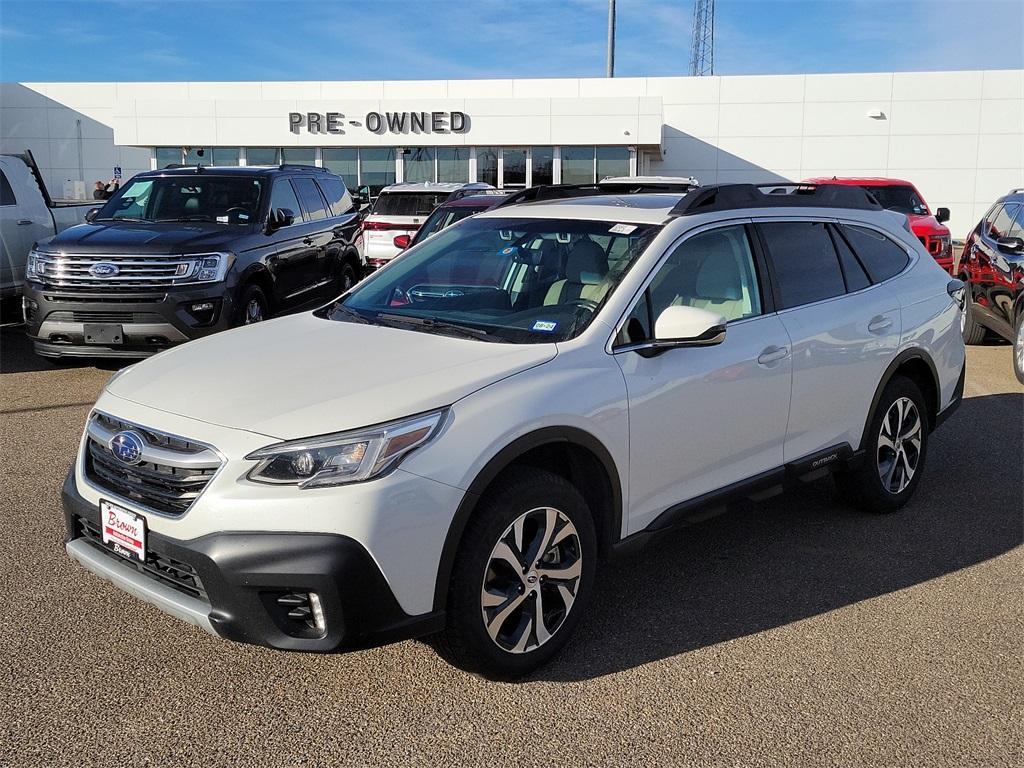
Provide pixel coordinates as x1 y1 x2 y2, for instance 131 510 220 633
233 284 268 327
432 467 597 680
961 291 986 344
835 375 929 513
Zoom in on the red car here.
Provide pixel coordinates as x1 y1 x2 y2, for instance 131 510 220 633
804 177 953 272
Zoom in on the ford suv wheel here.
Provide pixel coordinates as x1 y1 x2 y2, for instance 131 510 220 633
1014 311 1024 385
433 467 596 680
835 375 929 513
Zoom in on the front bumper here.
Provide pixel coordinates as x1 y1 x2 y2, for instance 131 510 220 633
23 281 237 358
62 472 444 651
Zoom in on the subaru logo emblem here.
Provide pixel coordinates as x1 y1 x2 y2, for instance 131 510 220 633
109 431 144 465
89 262 120 277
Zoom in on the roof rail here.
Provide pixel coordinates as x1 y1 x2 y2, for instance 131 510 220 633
446 188 510 201
278 163 327 172
493 184 607 208
670 183 882 217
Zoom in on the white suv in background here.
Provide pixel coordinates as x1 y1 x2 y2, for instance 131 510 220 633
63 183 965 679
359 181 493 269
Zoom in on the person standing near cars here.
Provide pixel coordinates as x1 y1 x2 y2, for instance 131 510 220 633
102 179 119 199
92 181 106 200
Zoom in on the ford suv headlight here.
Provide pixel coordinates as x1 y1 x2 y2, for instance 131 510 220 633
173 252 233 285
25 249 45 280
245 409 447 488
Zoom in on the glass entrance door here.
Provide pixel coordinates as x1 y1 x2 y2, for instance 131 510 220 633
501 148 527 189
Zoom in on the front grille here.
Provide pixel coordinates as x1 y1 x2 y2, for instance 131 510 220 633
45 293 165 304
47 310 166 324
75 515 207 600
84 412 222 516
33 253 196 291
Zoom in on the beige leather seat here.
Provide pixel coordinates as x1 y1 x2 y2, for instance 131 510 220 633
544 240 609 305
689 250 749 320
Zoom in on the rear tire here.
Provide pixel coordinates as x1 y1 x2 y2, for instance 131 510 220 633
961 293 986 345
835 375 929 513
431 467 597 680
340 262 358 292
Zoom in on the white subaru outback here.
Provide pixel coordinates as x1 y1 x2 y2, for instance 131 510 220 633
63 183 966 679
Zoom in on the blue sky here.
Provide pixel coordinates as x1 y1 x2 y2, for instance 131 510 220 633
0 0 1020 82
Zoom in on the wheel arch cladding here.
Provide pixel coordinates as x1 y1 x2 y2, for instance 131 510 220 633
432 427 622 612
862 349 941 450
240 265 274 305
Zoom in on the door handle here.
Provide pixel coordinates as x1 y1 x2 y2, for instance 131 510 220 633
16 219 32 225
868 315 893 334
757 346 789 365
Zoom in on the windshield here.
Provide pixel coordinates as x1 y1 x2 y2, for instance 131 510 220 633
98 176 265 224
371 192 449 217
859 185 928 216
411 204 490 245
322 216 661 343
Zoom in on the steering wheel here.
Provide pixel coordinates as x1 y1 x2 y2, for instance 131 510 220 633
565 298 600 312
225 206 250 223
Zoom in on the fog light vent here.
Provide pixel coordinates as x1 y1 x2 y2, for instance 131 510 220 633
275 591 326 635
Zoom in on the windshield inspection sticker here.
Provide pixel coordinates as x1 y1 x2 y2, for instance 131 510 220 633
532 320 558 332
609 223 637 235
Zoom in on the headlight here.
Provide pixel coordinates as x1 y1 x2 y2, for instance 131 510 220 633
245 409 447 488
173 252 233 285
25 249 45 280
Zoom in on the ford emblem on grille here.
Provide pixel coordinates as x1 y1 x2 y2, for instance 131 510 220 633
89 262 120 277
109 431 145 465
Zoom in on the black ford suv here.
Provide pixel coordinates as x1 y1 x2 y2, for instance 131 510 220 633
22 165 361 359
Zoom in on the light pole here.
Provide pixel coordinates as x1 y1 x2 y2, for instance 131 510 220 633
606 0 616 78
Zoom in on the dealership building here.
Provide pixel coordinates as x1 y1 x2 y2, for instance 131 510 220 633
1 69 1021 234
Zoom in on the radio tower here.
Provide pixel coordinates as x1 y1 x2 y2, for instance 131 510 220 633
689 0 715 76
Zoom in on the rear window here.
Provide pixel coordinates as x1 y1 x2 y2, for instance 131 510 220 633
759 221 846 309
839 224 910 283
858 185 927 216
371 192 449 217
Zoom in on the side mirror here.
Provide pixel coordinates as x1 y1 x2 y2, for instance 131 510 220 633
393 234 411 250
653 305 727 347
935 207 950 224
996 236 1024 255
268 207 295 230
85 207 100 222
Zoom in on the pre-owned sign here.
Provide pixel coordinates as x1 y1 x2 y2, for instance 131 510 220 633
289 111 469 135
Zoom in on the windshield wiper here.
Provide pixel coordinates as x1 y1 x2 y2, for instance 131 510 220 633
154 216 218 223
102 216 147 222
376 312 493 341
331 304 377 325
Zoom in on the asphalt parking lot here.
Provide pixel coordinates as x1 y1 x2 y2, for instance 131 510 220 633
1 312 1021 767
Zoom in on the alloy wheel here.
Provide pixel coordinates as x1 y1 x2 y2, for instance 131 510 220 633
244 298 264 324
480 506 582 654
1016 319 1024 376
877 396 922 495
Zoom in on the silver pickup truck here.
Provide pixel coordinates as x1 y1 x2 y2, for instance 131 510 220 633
1 151 95 299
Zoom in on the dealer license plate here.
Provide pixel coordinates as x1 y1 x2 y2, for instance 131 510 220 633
100 500 146 562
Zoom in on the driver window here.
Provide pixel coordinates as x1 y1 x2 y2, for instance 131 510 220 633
269 179 303 224
619 225 762 345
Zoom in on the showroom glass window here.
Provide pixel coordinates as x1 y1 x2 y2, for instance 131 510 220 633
503 149 527 187
561 147 595 184
282 148 315 165
437 148 469 182
360 148 396 196
404 148 436 183
596 147 630 180
211 148 240 166
759 221 847 309
155 147 181 168
476 147 498 187
184 147 209 166
322 148 359 191
247 147 280 166
531 147 554 185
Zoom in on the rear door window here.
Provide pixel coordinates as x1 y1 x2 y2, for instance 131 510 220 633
372 193 448 217
293 177 329 221
316 176 351 216
758 221 846 309
838 224 910 283
0 170 15 206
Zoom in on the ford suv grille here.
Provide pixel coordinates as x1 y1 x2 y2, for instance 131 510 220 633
33 253 193 292
83 412 222 516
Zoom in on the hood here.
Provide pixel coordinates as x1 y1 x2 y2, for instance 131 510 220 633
106 313 557 439
42 220 255 254
906 213 949 238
